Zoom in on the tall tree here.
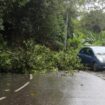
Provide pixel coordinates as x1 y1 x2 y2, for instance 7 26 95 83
2 0 65 49
80 10 105 33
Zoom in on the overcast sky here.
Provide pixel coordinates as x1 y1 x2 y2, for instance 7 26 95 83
78 1 105 12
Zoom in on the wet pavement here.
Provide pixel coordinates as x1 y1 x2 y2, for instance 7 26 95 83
0 74 29 97
87 70 105 80
0 71 105 105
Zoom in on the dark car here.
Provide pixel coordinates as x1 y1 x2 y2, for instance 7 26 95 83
78 46 105 71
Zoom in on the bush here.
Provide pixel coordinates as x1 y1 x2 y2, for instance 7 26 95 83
0 50 12 72
11 40 58 73
0 36 12 72
0 39 82 73
53 49 82 71
11 40 81 73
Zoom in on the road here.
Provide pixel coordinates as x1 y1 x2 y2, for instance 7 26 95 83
0 71 105 105
87 70 105 80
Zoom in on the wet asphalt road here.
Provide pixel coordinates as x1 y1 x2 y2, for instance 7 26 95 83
0 71 105 105
87 70 105 80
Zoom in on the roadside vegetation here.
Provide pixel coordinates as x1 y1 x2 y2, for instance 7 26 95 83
0 39 81 73
0 0 105 73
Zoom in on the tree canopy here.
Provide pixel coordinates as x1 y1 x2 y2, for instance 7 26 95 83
0 0 105 49
80 10 105 33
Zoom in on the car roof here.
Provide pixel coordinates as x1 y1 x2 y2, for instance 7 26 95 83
84 46 105 54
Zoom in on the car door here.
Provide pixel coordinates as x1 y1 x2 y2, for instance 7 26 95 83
79 48 95 65
78 48 88 64
85 48 95 65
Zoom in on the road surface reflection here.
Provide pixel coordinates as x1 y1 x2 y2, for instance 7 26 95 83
0 71 105 105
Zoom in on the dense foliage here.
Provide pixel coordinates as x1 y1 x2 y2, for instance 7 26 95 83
1 0 65 49
0 39 81 73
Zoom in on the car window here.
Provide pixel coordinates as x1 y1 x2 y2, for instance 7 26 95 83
80 48 94 56
86 49 94 56
80 48 87 54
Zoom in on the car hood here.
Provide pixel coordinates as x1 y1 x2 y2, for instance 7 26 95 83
96 55 105 63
